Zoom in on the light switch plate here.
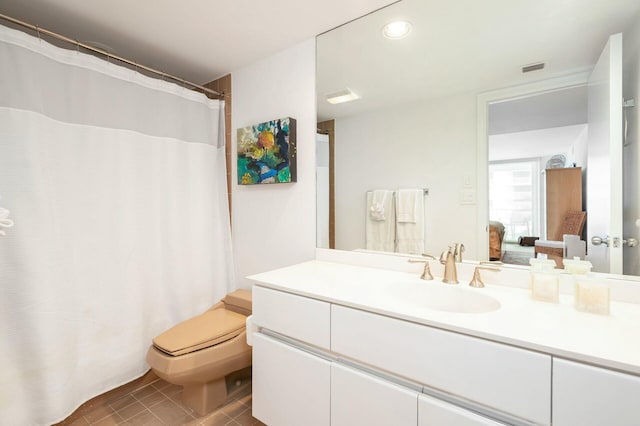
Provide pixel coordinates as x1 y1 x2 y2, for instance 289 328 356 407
460 189 476 205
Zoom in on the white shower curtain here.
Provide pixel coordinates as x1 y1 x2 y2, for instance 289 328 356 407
0 24 234 425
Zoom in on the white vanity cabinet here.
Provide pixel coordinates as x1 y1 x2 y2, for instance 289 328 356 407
251 286 333 426
252 285 330 349
331 305 551 425
250 282 639 426
418 394 506 426
331 363 418 426
552 358 640 425
252 333 331 426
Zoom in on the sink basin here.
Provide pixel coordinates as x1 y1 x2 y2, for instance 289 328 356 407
392 283 501 314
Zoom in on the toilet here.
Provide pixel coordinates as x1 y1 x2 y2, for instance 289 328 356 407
146 289 252 415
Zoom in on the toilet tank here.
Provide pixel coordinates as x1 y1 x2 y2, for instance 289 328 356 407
223 289 252 316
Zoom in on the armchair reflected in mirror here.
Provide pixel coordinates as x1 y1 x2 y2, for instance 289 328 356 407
535 211 587 268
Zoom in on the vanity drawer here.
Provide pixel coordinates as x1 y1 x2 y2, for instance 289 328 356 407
252 285 330 349
553 358 640 425
332 363 418 426
331 305 551 425
419 394 506 426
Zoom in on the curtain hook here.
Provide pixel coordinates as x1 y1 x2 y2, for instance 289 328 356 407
76 39 80 54
36 25 41 42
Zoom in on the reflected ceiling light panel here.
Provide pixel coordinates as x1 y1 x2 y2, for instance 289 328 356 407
382 20 412 39
326 88 360 104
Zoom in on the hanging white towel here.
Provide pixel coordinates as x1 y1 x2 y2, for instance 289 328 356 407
396 189 424 254
369 190 389 221
396 189 420 223
365 190 395 252
0 206 14 236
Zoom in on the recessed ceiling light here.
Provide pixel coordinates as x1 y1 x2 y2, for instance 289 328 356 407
382 21 412 39
326 88 360 104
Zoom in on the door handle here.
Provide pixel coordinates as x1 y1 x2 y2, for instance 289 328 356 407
591 236 638 247
591 236 609 246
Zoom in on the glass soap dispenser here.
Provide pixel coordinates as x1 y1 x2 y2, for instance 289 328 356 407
529 255 559 303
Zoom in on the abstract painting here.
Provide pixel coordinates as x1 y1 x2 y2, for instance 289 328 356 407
237 117 297 185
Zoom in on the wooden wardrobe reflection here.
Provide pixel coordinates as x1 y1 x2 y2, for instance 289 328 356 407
544 167 583 239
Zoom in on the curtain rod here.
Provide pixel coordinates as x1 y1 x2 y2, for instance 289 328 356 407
0 13 224 99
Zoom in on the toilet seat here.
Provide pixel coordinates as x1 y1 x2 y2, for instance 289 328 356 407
153 308 247 356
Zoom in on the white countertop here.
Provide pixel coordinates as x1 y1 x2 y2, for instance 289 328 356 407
248 260 640 376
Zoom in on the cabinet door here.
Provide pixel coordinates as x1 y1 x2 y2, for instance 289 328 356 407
252 333 330 426
553 358 640 425
331 363 418 426
419 394 505 426
252 285 330 349
332 305 551 425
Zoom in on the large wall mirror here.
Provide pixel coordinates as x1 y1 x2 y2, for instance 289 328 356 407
316 0 640 276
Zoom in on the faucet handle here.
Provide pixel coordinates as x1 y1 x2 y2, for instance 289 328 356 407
454 243 465 262
421 253 436 259
408 259 434 280
439 247 452 264
469 266 500 288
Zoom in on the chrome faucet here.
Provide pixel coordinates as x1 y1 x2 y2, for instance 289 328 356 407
440 246 459 284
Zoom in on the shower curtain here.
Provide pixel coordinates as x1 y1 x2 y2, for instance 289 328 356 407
0 24 234 425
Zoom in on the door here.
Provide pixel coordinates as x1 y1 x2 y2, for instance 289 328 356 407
331 363 418 426
316 133 330 248
252 333 331 426
587 33 624 273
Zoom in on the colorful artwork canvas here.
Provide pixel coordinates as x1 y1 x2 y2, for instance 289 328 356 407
237 117 297 185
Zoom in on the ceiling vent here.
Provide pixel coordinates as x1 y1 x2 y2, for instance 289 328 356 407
522 62 545 73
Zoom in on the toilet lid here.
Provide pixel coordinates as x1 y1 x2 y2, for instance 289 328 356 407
153 308 246 356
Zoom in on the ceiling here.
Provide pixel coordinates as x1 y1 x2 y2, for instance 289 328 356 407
488 124 587 162
488 86 588 136
316 0 640 121
0 0 395 84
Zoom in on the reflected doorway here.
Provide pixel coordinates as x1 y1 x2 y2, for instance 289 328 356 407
488 86 588 266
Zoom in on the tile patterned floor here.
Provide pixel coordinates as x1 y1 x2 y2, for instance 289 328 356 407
65 378 264 426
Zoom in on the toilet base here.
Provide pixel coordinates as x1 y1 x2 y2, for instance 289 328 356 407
183 378 228 416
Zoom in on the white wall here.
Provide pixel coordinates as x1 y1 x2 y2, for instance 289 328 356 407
335 92 479 259
569 125 588 169
489 124 586 163
623 12 640 276
231 39 317 288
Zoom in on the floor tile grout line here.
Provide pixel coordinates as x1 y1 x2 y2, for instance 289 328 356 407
87 380 254 425
86 409 123 426
116 390 166 424
137 385 199 423
114 395 147 422
82 405 118 425
162 393 196 416
152 386 195 416
143 406 166 426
